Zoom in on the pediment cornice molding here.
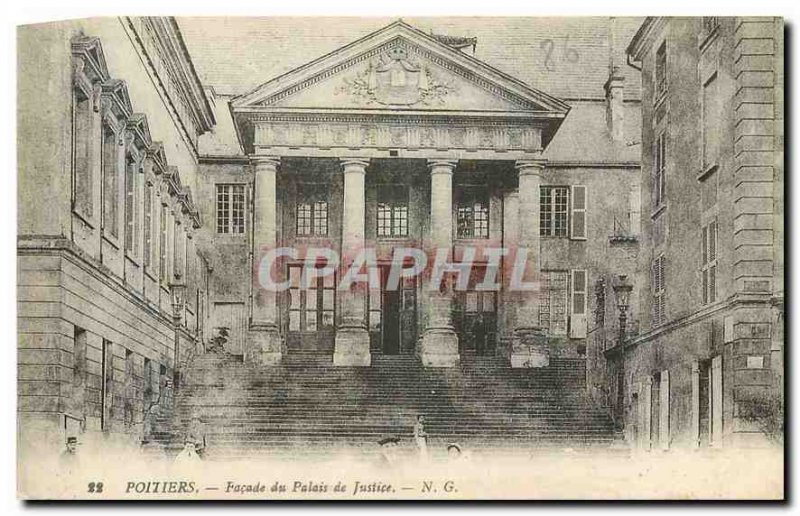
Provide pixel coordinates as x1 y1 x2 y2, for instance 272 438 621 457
232 21 570 115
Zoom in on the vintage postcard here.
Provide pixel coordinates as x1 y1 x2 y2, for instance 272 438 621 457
16 16 784 500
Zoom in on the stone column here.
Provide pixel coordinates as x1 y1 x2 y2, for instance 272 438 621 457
250 156 282 365
420 159 460 367
334 158 371 366
512 158 548 368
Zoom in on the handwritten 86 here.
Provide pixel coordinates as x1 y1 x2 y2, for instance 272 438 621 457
540 36 580 72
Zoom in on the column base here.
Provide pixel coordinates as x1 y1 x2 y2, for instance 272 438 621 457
419 328 460 367
246 327 283 366
510 328 549 368
333 327 371 366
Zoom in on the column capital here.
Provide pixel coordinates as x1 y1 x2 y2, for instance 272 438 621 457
515 158 547 177
427 159 458 175
251 155 280 171
340 158 370 173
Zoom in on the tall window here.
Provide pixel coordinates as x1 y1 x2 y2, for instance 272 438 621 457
540 186 569 237
702 73 720 170
287 264 335 332
539 270 569 335
296 187 328 236
655 41 667 100
377 185 409 238
654 132 666 207
652 254 666 326
456 187 489 239
216 184 246 234
143 184 153 268
174 220 184 280
701 220 718 305
124 156 139 255
159 205 168 281
72 89 93 218
102 126 119 238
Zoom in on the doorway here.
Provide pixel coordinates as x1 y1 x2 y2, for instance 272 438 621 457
369 265 417 355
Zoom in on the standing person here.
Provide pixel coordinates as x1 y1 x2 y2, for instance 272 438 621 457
59 436 80 473
474 313 487 356
413 415 428 462
377 437 400 468
186 416 207 458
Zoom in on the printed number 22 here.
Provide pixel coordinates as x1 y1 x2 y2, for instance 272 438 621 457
87 482 104 493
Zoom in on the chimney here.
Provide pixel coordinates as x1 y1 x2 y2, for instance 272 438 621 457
604 67 626 145
605 17 625 146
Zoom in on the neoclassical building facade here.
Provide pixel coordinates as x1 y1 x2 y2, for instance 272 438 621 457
18 17 645 454
197 20 642 370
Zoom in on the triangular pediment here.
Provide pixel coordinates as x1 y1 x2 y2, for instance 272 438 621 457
232 21 569 116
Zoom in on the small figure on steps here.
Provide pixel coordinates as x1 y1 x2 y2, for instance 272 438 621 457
173 440 202 472
413 414 428 462
377 436 400 467
186 415 207 458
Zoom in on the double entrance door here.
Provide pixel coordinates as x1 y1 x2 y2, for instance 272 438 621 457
455 290 497 356
369 265 416 355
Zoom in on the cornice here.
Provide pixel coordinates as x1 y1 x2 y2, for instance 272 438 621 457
232 21 570 115
626 17 668 62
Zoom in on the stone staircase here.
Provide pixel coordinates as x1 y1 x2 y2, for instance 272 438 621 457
148 350 617 461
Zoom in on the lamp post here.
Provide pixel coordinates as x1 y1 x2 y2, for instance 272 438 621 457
612 274 633 432
169 276 187 390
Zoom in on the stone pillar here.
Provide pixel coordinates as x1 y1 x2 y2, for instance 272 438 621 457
512 158 548 368
334 158 371 366
249 156 282 365
420 159 460 367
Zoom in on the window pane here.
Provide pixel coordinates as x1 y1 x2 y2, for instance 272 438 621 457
377 203 391 237
289 311 300 331
540 187 552 236
103 128 119 237
540 271 568 335
305 311 317 331
322 289 334 310
553 187 569 237
231 185 245 234
466 292 478 312
313 201 328 236
289 288 301 309
297 202 312 236
457 205 473 238
474 202 489 238
709 265 716 303
289 267 301 288
321 310 334 328
73 91 93 217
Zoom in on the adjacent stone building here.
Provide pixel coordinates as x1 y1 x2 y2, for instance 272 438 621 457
17 17 215 454
594 17 784 450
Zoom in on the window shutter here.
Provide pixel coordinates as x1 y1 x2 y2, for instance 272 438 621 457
570 185 587 240
658 256 666 324
643 377 653 450
659 370 670 450
569 269 588 338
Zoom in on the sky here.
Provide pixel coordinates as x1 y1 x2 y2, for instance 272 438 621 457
177 16 643 101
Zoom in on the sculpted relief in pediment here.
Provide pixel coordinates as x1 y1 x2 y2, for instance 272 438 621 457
334 46 457 107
